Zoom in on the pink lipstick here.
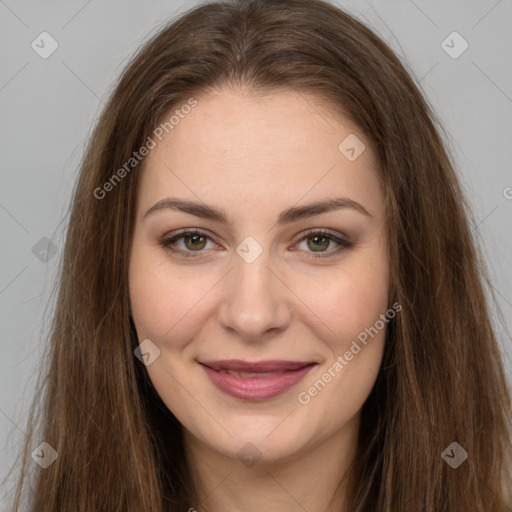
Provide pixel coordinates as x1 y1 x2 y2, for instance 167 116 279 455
199 359 317 401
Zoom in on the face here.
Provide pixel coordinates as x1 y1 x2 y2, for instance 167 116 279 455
128 88 389 465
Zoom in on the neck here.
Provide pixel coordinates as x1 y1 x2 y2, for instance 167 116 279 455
183 415 359 512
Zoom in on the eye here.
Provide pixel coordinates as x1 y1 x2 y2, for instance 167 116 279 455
159 228 352 259
159 229 217 258
293 229 353 259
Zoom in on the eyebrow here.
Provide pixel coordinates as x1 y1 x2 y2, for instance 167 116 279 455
143 197 372 224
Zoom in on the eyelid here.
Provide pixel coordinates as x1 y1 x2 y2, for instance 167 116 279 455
293 227 348 244
159 227 217 242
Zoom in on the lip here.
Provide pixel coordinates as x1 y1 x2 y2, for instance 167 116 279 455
199 359 317 401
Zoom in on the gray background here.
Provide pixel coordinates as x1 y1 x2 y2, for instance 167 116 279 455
1 0 511 507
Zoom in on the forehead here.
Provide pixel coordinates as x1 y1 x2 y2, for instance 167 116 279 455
137 89 383 220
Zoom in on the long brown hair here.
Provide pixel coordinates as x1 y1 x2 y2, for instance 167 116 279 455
5 0 511 510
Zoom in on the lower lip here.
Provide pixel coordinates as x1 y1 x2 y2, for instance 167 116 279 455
200 364 316 401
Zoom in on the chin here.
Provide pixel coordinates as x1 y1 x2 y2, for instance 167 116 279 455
195 411 315 465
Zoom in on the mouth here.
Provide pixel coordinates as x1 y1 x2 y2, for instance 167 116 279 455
199 359 317 401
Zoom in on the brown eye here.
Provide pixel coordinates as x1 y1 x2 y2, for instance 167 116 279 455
183 233 207 251
295 230 353 259
306 234 331 252
159 229 216 258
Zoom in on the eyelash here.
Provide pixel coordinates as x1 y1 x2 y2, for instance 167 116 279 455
158 228 353 259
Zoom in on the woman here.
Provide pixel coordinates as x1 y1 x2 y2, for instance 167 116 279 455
7 0 512 510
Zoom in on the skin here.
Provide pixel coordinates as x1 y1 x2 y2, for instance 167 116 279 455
128 88 389 512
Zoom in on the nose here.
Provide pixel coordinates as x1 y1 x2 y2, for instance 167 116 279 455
217 250 292 342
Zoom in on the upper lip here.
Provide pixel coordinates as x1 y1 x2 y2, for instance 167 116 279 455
199 359 315 372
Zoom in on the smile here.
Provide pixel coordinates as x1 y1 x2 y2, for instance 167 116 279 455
199 359 317 401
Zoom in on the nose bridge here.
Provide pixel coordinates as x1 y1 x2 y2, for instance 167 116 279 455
218 244 291 340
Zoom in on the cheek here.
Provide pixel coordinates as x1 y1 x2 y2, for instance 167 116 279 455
128 247 220 346
293 251 389 353
293 254 389 426
293 276 389 436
